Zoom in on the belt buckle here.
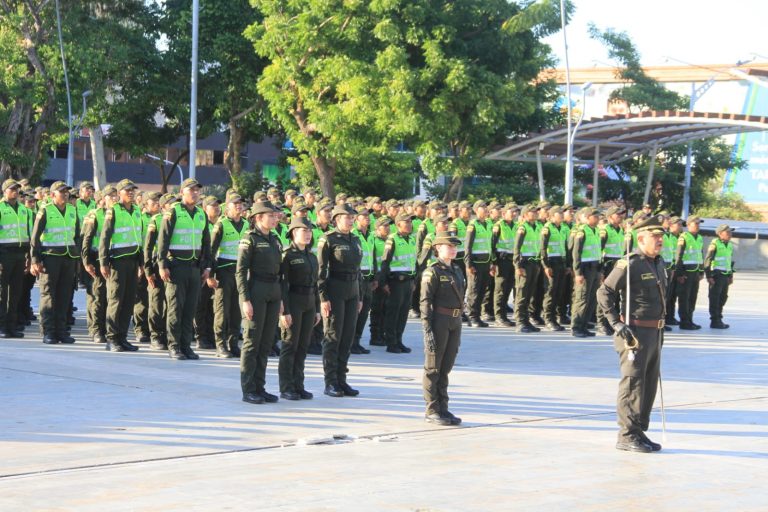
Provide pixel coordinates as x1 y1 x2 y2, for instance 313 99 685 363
452 309 460 318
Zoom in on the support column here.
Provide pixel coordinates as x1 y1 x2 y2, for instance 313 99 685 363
536 148 545 201
643 143 659 206
592 145 600 208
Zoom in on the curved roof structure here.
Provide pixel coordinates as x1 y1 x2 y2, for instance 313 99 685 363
485 111 768 165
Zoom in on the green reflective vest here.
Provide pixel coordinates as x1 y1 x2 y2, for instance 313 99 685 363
373 235 387 270
602 224 624 259
580 225 601 263
412 217 423 235
40 203 78 258
272 223 289 248
168 203 206 259
519 222 539 258
388 233 417 274
148 213 162 255
662 232 677 268
76 198 96 226
217 217 249 267
0 201 30 246
496 220 515 254
353 228 374 276
469 219 491 262
710 239 733 273
544 221 566 258
681 231 704 270
422 232 438 266
110 204 143 258
89 208 106 251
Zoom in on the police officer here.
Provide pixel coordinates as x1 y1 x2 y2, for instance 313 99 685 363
420 234 465 426
490 202 519 327
0 179 31 338
278 216 319 400
704 224 735 329
662 216 682 326
144 193 178 351
597 215 667 453
369 216 393 347
351 207 374 354
133 192 161 345
30 181 80 344
379 212 417 354
195 196 220 350
75 181 96 228
540 206 568 331
81 186 118 344
674 216 704 330
571 207 602 337
317 203 363 397
465 200 494 327
512 204 541 333
210 194 248 358
558 204 575 326
596 206 626 335
237 201 282 404
18 190 38 329
99 179 143 352
156 178 212 360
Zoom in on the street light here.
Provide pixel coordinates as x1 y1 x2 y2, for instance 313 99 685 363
189 0 200 180
565 82 592 203
560 0 574 205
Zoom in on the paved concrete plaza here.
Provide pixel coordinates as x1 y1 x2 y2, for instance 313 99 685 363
1 273 766 511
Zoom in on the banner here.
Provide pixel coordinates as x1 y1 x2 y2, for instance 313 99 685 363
725 83 768 202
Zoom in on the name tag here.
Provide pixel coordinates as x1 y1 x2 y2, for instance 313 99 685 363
256 242 271 249
439 276 450 282
290 259 304 265
641 273 655 280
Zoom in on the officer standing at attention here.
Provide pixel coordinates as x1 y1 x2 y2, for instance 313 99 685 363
317 203 363 398
379 212 417 354
512 204 541 333
464 200 494 328
369 216 393 347
351 207 374 355
596 206 626 336
209 194 248 358
0 179 31 338
195 196 221 350
99 179 143 352
703 224 735 329
156 178 211 360
420 234 465 426
539 205 568 332
662 216 683 326
490 202 519 327
133 192 161 345
30 181 80 344
674 216 704 330
278 217 320 400
81 187 117 344
571 207 602 338
237 201 283 404
597 215 667 453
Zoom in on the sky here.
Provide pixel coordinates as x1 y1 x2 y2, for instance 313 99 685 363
542 0 768 68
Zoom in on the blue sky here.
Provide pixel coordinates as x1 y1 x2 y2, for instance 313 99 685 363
542 0 767 68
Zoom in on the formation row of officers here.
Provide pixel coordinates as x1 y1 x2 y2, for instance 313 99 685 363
0 178 735 430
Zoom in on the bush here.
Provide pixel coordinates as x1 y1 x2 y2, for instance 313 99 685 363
694 192 762 221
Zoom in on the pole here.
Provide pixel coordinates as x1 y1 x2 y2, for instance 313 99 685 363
592 145 600 208
189 0 200 179
560 0 573 206
681 83 695 219
54 0 74 186
536 148 545 201
643 143 659 206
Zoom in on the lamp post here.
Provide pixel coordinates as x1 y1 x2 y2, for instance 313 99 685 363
566 82 592 202
189 0 200 180
560 0 573 205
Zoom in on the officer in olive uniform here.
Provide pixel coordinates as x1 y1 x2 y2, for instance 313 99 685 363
596 206 626 335
30 181 80 344
597 215 667 453
379 212 418 354
81 186 117 344
156 178 212 360
571 207 602 337
540 206 568 331
662 216 683 326
558 204 575 325
351 207 374 354
0 179 31 338
237 200 283 404
18 190 38 328
703 224 735 329
317 204 363 398
464 200 495 327
278 217 319 400
133 192 161 344
195 196 220 349
144 193 178 350
369 216 393 347
512 204 541 333
210 194 248 358
420 234 465 426
490 202 519 327
674 216 704 330
99 179 143 352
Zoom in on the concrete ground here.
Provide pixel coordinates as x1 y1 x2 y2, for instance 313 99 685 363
1 273 766 511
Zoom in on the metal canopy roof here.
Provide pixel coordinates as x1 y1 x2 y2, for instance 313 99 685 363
485 111 768 165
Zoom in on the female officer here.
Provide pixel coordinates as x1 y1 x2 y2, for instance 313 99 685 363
278 217 320 400
317 204 363 398
420 234 465 426
237 201 282 405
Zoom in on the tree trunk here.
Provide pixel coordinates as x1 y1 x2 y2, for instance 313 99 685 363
88 125 108 190
226 118 244 176
311 155 336 200
443 175 464 202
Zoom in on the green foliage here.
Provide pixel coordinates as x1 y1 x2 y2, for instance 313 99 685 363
230 164 267 200
694 191 762 221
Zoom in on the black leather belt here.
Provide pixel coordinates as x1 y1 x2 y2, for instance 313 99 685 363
435 306 462 317
388 274 414 282
253 274 279 283
289 284 315 294
330 271 358 281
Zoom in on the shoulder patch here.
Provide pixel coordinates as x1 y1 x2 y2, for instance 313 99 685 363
517 227 525 235
541 227 549 235
677 238 686 246
36 210 45 220
616 259 628 269
163 211 173 220
466 224 474 231
576 232 585 239
239 238 251 247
